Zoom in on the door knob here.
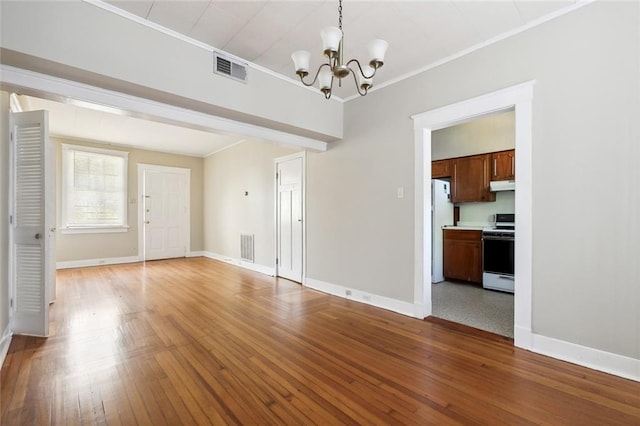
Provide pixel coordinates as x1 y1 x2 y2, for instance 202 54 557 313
145 221 150 224
50 227 56 233
35 233 41 239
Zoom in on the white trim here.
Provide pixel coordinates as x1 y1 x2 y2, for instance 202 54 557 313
274 152 307 284
204 139 248 158
82 0 344 103
56 255 140 269
187 251 205 258
517 328 640 382
0 324 11 370
137 164 191 261
60 226 129 234
201 251 275 276
305 278 425 319
412 81 535 345
0 65 328 153
343 1 594 102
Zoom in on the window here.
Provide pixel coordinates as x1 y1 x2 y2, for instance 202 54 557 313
62 144 129 233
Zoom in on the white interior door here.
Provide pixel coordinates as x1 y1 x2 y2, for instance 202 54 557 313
276 156 303 283
10 110 54 337
142 166 189 261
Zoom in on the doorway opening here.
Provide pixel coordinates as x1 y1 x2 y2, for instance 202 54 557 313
430 110 515 338
412 81 534 349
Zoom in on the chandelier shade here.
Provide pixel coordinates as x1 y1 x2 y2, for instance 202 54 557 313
291 0 388 99
318 68 333 95
367 39 389 68
291 50 311 75
321 27 343 57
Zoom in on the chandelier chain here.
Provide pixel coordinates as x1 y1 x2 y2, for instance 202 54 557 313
338 0 343 30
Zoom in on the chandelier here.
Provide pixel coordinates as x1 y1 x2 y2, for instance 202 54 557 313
291 0 388 99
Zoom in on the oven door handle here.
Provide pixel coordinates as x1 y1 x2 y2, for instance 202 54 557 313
482 236 515 241
497 275 515 281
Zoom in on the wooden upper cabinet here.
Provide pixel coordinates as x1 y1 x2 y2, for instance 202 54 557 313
491 149 515 181
431 159 451 178
451 154 495 203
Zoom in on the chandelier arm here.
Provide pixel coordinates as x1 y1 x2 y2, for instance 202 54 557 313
298 63 332 87
324 75 335 99
349 68 369 97
345 58 377 79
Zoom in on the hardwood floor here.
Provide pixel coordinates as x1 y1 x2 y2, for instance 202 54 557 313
2 257 639 425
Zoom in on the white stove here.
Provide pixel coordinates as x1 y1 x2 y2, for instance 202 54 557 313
482 214 515 293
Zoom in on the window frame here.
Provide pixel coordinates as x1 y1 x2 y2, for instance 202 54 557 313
61 143 129 234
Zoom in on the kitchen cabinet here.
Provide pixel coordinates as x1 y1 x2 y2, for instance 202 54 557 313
451 154 495 203
491 149 515 181
443 229 483 284
431 159 451 178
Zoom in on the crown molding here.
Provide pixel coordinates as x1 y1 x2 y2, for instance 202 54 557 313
343 0 595 102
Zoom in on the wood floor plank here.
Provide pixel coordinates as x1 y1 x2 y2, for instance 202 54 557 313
2 257 639 425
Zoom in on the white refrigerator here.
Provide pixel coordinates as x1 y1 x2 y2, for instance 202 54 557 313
432 179 454 283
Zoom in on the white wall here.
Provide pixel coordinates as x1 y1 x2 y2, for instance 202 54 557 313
458 192 515 225
307 122 415 302
308 2 640 360
0 1 342 142
432 110 515 160
203 141 298 267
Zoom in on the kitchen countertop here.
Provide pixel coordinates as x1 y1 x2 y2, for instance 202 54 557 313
442 225 486 231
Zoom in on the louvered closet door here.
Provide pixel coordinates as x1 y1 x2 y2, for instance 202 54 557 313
11 110 52 337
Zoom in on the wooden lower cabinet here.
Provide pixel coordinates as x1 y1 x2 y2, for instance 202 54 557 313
443 229 483 284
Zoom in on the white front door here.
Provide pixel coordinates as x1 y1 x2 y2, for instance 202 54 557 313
276 155 303 283
10 110 54 337
141 165 190 261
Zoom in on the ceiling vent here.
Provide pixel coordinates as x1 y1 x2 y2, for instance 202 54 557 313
214 53 248 83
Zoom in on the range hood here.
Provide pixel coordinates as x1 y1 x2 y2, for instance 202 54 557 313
490 180 516 192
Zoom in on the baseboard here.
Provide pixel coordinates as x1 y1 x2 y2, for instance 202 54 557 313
188 251 205 257
0 323 12 370
304 277 425 319
516 326 639 382
201 251 275 276
56 255 141 269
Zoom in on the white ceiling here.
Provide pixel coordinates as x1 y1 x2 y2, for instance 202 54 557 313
17 1 580 157
18 95 250 157
105 0 577 99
